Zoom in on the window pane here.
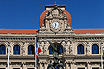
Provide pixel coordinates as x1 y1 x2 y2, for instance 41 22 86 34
77 44 84 54
0 45 6 54
14 45 20 55
49 47 54 54
92 44 99 54
28 45 35 55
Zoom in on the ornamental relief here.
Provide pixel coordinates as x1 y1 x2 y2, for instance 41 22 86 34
86 42 90 55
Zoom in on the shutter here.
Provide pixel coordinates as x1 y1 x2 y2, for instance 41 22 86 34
95 45 98 54
81 45 84 54
28 46 31 54
16 46 17 54
4 46 6 54
1 46 3 54
14 46 16 54
97 46 99 54
33 46 35 54
18 46 20 54
52 47 54 54
60 46 62 54
0 46 1 54
49 47 52 54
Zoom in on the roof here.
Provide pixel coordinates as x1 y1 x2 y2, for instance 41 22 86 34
0 29 104 34
0 29 38 34
73 29 104 34
39 10 48 28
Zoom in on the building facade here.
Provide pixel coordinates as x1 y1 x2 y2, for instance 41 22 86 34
0 3 104 69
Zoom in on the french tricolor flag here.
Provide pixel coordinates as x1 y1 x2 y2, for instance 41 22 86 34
34 38 41 58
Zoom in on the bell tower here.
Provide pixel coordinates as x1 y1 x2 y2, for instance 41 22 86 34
39 3 73 34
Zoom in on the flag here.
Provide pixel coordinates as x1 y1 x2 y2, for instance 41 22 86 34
34 39 41 58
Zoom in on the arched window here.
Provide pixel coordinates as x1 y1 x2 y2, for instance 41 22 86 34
13 45 20 55
77 44 84 54
0 45 6 54
28 45 35 55
92 44 99 54
49 44 63 55
49 46 54 54
59 46 63 54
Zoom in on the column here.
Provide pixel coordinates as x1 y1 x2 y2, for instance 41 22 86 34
66 63 69 69
87 62 91 69
44 63 48 69
70 62 74 69
9 62 12 69
22 62 26 69
40 63 42 69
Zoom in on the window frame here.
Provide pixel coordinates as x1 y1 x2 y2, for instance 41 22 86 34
28 45 35 55
0 45 6 55
77 44 84 54
92 44 99 54
13 45 20 55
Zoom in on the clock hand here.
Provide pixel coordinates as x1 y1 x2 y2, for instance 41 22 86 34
55 23 56 28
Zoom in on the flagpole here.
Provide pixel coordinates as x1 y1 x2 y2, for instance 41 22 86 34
8 42 10 69
101 43 103 69
35 36 37 69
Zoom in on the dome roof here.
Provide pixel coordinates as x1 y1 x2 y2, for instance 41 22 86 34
39 6 72 28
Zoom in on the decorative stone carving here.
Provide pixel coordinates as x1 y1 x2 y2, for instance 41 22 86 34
39 41 44 55
69 44 73 55
86 42 90 55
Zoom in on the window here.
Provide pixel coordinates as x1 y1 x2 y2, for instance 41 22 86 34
59 46 63 54
49 44 63 55
77 44 84 54
49 46 54 54
92 44 99 54
13 45 20 55
28 45 35 55
0 45 6 54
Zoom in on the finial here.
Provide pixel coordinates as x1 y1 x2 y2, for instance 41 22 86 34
55 1 56 5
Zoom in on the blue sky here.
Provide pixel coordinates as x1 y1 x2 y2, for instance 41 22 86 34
0 0 104 29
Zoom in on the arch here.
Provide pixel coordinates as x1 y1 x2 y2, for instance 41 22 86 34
49 43 63 55
0 44 6 54
39 10 72 28
13 45 20 55
77 44 84 54
28 45 35 55
92 44 99 54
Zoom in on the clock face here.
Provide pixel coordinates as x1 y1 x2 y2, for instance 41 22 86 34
52 22 59 29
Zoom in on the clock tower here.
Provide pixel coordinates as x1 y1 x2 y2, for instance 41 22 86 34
39 3 73 34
